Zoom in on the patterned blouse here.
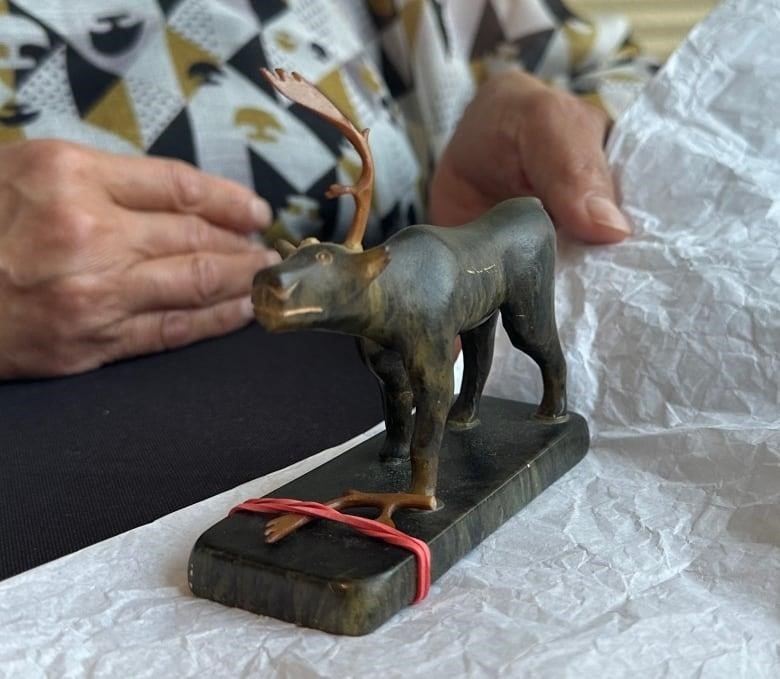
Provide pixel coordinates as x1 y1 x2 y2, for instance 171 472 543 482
0 0 657 244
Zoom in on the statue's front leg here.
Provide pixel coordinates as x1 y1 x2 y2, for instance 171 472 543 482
264 341 453 543
358 339 413 462
405 347 455 498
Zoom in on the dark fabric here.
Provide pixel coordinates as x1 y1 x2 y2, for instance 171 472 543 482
0 326 382 581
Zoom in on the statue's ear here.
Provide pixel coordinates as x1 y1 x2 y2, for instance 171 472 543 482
274 239 297 260
360 245 390 282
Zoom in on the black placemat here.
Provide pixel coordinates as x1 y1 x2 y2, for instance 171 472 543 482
0 326 381 580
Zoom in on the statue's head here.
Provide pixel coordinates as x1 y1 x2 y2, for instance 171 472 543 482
252 69 384 333
251 238 390 332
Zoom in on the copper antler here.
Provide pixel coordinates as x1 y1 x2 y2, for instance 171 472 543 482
261 68 374 251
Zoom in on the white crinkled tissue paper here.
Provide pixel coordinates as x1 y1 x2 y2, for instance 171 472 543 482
1 0 779 676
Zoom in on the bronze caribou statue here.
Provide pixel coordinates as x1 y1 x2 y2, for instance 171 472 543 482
252 69 567 542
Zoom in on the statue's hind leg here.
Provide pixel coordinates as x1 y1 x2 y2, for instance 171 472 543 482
448 311 499 430
500 304 567 421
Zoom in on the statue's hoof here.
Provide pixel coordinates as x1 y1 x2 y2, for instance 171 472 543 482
378 443 410 463
533 411 569 424
446 414 480 431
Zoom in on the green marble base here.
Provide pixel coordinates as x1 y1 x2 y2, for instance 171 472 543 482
188 397 589 635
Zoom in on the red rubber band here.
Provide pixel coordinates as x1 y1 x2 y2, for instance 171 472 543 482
230 498 431 603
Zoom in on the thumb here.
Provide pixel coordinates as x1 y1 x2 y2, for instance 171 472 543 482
525 101 631 244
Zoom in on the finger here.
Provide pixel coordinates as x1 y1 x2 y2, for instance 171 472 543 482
99 153 272 232
127 249 280 312
523 96 631 244
117 296 256 358
126 210 264 258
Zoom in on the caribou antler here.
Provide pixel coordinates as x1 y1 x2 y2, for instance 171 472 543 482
261 68 374 250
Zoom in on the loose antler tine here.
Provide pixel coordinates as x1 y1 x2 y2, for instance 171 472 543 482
260 67 374 250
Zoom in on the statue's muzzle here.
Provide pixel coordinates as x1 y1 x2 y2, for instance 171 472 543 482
251 267 321 330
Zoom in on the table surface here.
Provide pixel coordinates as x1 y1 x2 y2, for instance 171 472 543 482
0 325 382 581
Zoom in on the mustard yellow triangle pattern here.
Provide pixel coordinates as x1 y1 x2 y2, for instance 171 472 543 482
165 27 219 100
316 69 360 128
367 0 396 21
234 107 283 142
469 58 488 86
400 0 425 52
563 20 596 70
0 0 13 90
358 64 381 95
0 102 25 144
578 91 605 111
263 217 292 246
85 80 142 148
338 153 362 186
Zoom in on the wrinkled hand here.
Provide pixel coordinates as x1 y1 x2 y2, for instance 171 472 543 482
0 140 279 379
430 70 631 243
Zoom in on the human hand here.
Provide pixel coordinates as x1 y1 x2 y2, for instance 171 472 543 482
0 140 279 379
429 70 631 243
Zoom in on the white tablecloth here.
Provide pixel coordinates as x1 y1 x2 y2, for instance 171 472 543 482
2 0 778 676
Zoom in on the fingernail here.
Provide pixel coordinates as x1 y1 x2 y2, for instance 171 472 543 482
250 241 281 266
585 195 631 235
250 197 272 228
240 296 255 320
